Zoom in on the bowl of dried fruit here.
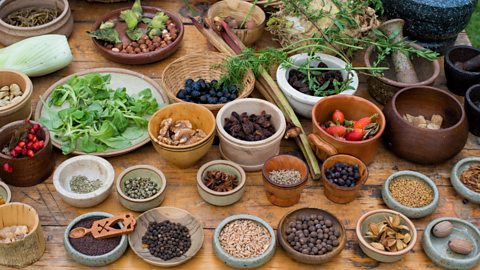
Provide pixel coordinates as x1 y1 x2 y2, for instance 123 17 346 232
451 157 480 204
213 214 276 269
0 69 33 127
382 170 439 218
88 0 184 65
356 209 417 263
196 160 246 206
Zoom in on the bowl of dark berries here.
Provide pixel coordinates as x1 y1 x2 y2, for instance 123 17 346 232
162 52 255 115
0 120 54 187
196 160 246 206
321 154 368 204
129 206 204 267
88 0 184 65
277 208 346 264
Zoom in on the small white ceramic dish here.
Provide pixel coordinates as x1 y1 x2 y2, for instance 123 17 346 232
0 181 11 204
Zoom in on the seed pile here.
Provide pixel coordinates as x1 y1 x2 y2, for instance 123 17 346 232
403 114 443 130
325 162 361 188
389 176 433 208
0 83 23 107
285 213 341 255
69 216 121 256
365 215 411 252
459 165 480 193
176 79 238 105
124 177 159 199
0 225 29 243
4 7 61 27
70 175 103 194
223 111 276 141
219 219 271 258
142 220 191 261
269 169 301 185
157 118 207 146
203 170 238 192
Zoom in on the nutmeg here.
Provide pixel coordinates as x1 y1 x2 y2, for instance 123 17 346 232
432 221 453 238
448 238 473 255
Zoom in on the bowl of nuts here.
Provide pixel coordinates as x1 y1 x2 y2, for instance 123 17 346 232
277 208 346 264
116 165 167 212
0 69 33 127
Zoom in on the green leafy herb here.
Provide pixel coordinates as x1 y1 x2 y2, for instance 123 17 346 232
99 20 115 30
120 0 143 30
126 28 144 41
87 28 121 44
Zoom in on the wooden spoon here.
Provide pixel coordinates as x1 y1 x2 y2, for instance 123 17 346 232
69 213 136 239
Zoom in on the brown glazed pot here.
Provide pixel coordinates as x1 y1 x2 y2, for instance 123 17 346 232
321 154 368 204
309 95 386 165
262 154 308 207
0 121 54 187
383 86 468 164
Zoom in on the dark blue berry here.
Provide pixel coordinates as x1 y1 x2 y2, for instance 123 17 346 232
229 93 237 100
185 79 194 86
185 87 192 94
216 91 224 97
207 97 216 104
338 179 345 186
219 97 228 103
192 90 201 97
354 173 360 180
211 97 218 103
346 180 352 186
228 85 237 92
199 95 208 103
177 90 186 99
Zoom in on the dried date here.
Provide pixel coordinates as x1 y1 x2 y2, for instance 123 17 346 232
223 111 276 141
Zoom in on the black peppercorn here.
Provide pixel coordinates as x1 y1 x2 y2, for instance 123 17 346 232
142 220 191 261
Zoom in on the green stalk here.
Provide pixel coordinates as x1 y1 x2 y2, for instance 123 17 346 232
240 0 258 29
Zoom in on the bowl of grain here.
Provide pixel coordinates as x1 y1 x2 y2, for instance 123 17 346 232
451 157 480 204
382 170 439 219
213 214 276 269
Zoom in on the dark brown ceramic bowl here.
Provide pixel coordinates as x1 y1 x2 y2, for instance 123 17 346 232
90 6 184 65
277 208 346 264
445 45 480 96
383 86 468 164
465 84 480 136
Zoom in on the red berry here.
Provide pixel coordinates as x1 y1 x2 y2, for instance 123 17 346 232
27 134 34 141
27 149 34 157
32 136 37 142
38 140 44 148
332 110 345 125
27 142 33 149
33 124 40 131
10 150 17 157
14 146 22 152
29 128 36 134
17 141 25 147
21 148 28 156
325 125 347 138
2 163 12 173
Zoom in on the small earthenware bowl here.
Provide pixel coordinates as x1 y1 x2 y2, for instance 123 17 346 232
0 181 11 204
465 84 480 136
129 207 204 267
451 157 480 204
262 154 308 207
321 154 368 204
382 170 439 218
116 165 167 212
356 209 417 263
423 217 480 270
277 208 346 264
213 214 276 269
53 155 115 208
64 212 128 267
0 69 33 127
196 160 246 206
445 46 480 96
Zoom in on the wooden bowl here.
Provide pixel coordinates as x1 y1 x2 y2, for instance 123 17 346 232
0 69 33 127
91 6 184 65
129 207 204 267
383 86 468 164
0 121 54 187
465 84 480 136
207 0 266 46
0 181 11 204
0 203 45 268
277 208 346 264
445 46 480 96
162 52 255 115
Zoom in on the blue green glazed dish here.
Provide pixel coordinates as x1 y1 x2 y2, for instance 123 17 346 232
423 217 480 269
451 157 480 204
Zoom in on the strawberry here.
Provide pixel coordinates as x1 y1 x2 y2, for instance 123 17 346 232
3 163 12 173
325 125 347 138
354 114 378 129
345 128 366 141
332 110 345 125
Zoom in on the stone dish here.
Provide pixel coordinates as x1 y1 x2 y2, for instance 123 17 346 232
213 214 276 269
465 84 480 136
64 212 128 267
423 217 480 270
0 181 11 204
445 46 480 96
116 165 167 212
0 69 33 128
382 170 439 218
451 157 480 204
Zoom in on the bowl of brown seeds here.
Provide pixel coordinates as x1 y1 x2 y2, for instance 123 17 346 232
382 170 439 219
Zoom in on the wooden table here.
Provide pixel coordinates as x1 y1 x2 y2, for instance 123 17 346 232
5 1 480 269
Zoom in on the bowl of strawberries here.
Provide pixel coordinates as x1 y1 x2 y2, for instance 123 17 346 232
0 120 54 186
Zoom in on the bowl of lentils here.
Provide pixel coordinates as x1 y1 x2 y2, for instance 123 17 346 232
382 170 439 219
213 214 276 269
116 165 167 212
277 208 346 264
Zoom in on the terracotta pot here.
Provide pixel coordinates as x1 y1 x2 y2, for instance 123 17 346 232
383 86 468 164
0 121 54 187
445 46 480 96
0 0 73 45
0 69 33 127
465 84 480 136
309 95 385 164
321 154 368 204
261 154 308 207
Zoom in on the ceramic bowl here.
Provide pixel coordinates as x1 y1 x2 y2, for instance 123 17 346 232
383 86 468 164
64 212 128 267
213 214 276 269
116 165 167 212
0 69 33 127
465 84 480 136
216 98 287 171
91 6 184 65
148 102 216 168
382 170 439 218
451 157 480 204
445 46 480 96
0 0 73 45
276 52 359 118
53 155 115 208
356 209 417 263
0 181 11 204
262 154 308 207
277 208 346 264
423 217 480 270
129 207 204 267
196 160 246 206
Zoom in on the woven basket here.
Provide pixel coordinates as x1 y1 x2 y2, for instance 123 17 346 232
162 52 255 115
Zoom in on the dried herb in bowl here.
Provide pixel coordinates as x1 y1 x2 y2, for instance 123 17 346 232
223 111 276 141
3 7 61 27
460 165 480 193
364 215 412 252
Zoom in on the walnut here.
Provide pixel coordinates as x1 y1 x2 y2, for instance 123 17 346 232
156 118 207 146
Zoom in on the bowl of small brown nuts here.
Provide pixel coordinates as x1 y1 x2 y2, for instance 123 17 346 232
0 69 33 127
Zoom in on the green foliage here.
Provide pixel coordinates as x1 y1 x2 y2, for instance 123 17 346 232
466 0 480 47
86 28 121 44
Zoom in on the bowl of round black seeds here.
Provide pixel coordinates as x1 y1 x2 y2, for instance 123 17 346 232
116 165 167 212
277 208 346 264
128 207 204 267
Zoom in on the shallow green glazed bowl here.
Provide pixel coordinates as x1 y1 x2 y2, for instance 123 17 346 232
451 157 480 204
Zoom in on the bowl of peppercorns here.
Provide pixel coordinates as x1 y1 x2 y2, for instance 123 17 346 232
277 208 346 264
